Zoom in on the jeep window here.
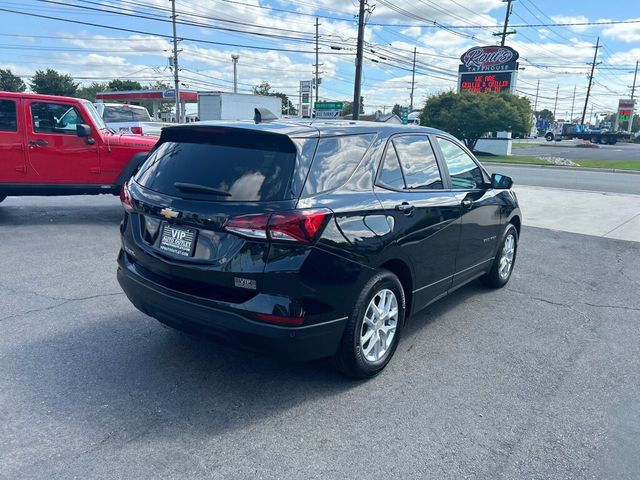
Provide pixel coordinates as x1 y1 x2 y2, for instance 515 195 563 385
135 129 296 202
31 103 86 134
0 100 17 131
392 135 442 190
302 134 375 196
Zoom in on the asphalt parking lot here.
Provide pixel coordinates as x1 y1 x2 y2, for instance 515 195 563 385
1 196 639 479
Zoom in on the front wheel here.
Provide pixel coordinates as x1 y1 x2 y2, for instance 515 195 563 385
333 270 405 378
481 224 518 288
545 133 554 142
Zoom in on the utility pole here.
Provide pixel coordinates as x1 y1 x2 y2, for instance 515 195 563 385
629 60 638 133
553 85 559 118
581 36 600 125
352 0 367 120
533 79 539 113
231 54 239 94
570 85 576 121
494 0 516 46
170 0 181 123
409 46 417 111
314 17 322 103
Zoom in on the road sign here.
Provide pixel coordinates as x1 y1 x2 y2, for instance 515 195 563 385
401 106 409 125
315 101 344 110
315 110 341 119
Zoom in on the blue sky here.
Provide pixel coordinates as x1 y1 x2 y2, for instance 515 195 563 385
1 0 638 120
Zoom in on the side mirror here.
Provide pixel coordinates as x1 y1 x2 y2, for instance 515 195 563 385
491 173 513 190
76 124 95 145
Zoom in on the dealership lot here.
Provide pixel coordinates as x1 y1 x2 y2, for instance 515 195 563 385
1 194 639 479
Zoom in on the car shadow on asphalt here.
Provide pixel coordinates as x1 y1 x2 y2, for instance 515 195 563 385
0 203 123 226
5 280 495 444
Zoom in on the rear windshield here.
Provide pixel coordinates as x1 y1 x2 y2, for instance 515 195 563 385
135 129 297 202
103 105 150 122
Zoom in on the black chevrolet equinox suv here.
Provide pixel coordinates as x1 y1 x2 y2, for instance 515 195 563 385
117 119 521 378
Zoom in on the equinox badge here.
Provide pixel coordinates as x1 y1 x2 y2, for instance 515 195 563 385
160 207 179 219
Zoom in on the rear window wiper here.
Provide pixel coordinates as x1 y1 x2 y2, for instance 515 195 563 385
174 182 232 197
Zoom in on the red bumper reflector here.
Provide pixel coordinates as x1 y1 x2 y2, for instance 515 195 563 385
255 313 305 326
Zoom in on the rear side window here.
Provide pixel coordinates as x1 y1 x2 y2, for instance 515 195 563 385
31 102 85 134
392 135 442 190
103 105 150 122
302 134 375 196
135 129 297 202
0 100 17 131
378 144 405 190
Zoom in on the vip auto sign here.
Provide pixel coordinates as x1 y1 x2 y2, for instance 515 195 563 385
457 45 519 94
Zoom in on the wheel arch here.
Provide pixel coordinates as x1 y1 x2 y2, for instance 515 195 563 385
379 258 414 319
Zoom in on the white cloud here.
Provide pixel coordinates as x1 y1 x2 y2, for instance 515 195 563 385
602 18 640 42
550 15 592 33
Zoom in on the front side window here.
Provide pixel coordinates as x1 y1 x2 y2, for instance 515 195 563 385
302 134 375 196
31 102 85 134
0 100 17 131
392 135 442 190
436 137 485 190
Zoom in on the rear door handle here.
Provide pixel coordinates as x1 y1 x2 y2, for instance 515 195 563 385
28 140 49 147
461 198 474 209
395 202 414 214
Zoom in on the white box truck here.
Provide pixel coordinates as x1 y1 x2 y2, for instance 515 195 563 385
198 92 282 121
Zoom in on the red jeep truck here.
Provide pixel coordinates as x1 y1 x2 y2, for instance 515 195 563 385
0 92 158 203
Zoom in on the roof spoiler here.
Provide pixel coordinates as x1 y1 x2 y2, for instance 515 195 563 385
254 107 279 124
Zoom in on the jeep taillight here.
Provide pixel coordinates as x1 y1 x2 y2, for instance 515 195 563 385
130 126 143 135
224 209 332 244
120 182 134 212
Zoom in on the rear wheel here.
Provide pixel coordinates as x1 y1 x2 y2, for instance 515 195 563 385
481 224 518 288
599 136 608 145
608 137 617 145
333 270 405 378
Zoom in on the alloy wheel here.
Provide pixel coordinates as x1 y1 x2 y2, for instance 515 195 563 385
359 289 399 363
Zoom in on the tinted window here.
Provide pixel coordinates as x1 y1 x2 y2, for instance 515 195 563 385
378 143 405 190
0 100 17 131
392 135 442 190
135 131 296 202
302 134 375 196
436 137 485 189
31 102 85 134
103 105 150 122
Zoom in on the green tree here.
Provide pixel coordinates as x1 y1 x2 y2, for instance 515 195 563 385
420 91 532 151
535 108 554 122
392 104 402 116
30 69 78 96
0 69 26 92
75 82 108 101
107 79 143 91
342 97 364 116
632 114 639 133
252 81 296 115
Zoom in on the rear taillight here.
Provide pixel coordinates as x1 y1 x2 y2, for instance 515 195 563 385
224 209 332 244
130 126 143 135
255 313 305 326
120 182 134 212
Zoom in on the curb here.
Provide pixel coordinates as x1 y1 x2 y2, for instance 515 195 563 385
479 161 640 175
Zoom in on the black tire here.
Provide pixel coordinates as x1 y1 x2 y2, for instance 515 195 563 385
0 195 6 204
333 270 406 378
481 224 518 288
590 136 599 144
608 138 617 145
545 133 553 142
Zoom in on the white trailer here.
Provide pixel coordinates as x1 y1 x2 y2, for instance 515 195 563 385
197 92 282 121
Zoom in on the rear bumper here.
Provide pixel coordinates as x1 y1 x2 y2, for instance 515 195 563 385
117 254 348 361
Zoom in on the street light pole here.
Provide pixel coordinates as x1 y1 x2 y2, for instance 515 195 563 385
231 54 239 94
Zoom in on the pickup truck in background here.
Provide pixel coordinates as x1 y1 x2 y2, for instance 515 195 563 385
0 91 158 203
95 102 172 136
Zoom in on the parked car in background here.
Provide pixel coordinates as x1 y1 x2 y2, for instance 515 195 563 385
117 117 521 378
0 92 158 202
94 102 172 136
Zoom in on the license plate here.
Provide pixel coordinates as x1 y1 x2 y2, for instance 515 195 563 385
159 224 197 257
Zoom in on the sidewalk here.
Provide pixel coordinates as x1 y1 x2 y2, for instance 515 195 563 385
515 186 640 242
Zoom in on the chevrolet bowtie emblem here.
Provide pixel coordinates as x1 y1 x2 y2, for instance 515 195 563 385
160 207 179 219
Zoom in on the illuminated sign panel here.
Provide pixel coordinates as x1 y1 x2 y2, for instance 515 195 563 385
459 72 513 93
